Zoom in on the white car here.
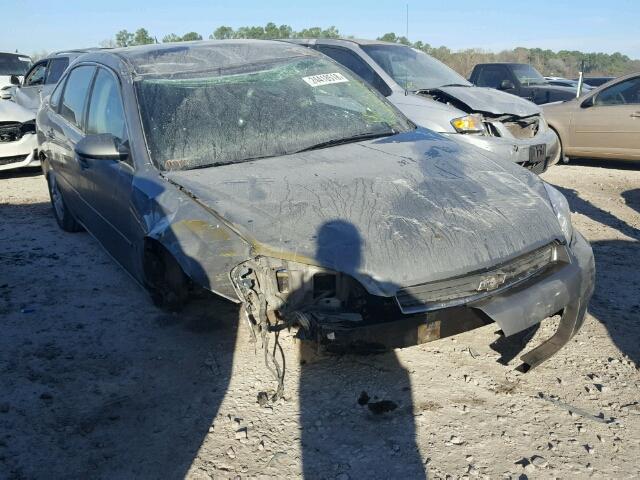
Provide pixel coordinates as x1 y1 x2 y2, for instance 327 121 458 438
1 50 89 171
0 52 32 99
0 99 38 171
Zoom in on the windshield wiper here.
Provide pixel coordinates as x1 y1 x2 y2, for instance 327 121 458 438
295 130 397 153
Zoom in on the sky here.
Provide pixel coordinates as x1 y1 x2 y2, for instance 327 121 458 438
3 0 640 59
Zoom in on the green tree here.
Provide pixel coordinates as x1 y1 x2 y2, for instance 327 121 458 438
264 22 280 39
278 24 293 39
181 31 202 41
115 29 133 47
211 26 235 40
132 28 155 46
377 32 398 43
162 33 181 43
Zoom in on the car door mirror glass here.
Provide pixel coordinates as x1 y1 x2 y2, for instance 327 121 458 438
75 134 129 161
10 75 20 86
499 79 515 91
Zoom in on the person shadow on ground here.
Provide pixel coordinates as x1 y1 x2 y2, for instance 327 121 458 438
297 220 427 479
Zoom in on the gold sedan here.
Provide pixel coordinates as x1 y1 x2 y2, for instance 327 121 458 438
543 72 640 162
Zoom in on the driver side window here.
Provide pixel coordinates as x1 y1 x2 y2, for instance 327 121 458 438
24 62 48 87
86 68 130 164
595 77 640 106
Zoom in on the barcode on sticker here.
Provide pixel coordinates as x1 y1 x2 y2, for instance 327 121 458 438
302 73 349 87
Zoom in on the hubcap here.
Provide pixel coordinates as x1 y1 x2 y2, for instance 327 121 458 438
50 176 65 219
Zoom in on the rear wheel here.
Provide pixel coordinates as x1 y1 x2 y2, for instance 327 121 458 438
47 173 83 232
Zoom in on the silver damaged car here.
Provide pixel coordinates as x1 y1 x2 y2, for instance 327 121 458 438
287 39 561 174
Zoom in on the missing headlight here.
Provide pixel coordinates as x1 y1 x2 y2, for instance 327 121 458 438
313 273 336 298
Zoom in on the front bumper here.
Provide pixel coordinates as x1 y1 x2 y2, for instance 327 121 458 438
303 232 595 369
0 133 40 171
445 126 561 174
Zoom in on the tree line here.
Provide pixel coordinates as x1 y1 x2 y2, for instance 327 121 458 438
100 23 639 78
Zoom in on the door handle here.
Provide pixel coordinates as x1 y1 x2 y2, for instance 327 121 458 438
46 129 55 139
631 112 640 118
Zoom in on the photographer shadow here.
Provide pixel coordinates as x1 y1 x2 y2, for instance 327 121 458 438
297 220 427 479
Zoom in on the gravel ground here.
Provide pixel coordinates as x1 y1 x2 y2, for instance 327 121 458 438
1 160 639 480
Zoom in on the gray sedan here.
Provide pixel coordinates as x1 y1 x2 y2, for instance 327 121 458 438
37 40 594 374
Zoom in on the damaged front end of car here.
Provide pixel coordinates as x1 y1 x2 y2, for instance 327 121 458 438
415 87 561 172
229 227 594 400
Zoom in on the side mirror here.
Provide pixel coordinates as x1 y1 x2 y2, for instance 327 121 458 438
75 134 129 161
10 75 20 86
581 96 595 108
499 79 515 91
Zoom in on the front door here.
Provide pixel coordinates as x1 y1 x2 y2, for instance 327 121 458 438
77 67 137 272
572 76 640 159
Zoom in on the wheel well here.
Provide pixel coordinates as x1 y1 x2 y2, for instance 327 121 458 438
143 237 192 310
549 125 563 155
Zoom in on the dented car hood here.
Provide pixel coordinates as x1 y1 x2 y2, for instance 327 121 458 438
164 129 563 297
426 85 541 117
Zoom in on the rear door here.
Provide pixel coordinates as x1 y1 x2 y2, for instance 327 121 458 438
572 76 640 159
54 64 97 219
79 66 137 271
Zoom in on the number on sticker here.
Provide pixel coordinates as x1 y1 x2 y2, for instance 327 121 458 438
302 73 349 87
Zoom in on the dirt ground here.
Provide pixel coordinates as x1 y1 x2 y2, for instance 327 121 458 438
1 160 639 480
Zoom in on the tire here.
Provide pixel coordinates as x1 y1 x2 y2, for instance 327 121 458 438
47 173 83 232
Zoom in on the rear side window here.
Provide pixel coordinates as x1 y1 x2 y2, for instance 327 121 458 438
86 68 127 141
59 66 96 128
475 66 508 88
46 57 69 84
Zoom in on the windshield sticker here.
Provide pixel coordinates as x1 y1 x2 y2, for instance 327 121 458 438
302 72 349 87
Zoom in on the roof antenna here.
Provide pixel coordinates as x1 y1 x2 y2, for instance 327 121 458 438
404 3 409 96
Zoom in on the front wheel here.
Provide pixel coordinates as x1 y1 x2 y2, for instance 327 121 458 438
47 173 83 232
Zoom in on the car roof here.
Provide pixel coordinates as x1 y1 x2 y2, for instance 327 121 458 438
96 39 320 76
286 38 400 48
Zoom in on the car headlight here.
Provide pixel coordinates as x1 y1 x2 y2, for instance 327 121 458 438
451 114 486 134
543 183 573 244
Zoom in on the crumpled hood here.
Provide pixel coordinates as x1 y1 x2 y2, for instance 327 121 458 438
165 129 564 296
428 86 541 117
0 98 35 123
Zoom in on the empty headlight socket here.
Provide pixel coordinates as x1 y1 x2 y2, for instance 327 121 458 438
313 272 337 298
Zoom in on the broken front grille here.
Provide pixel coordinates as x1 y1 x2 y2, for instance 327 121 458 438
0 121 35 143
395 243 557 314
502 116 540 139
